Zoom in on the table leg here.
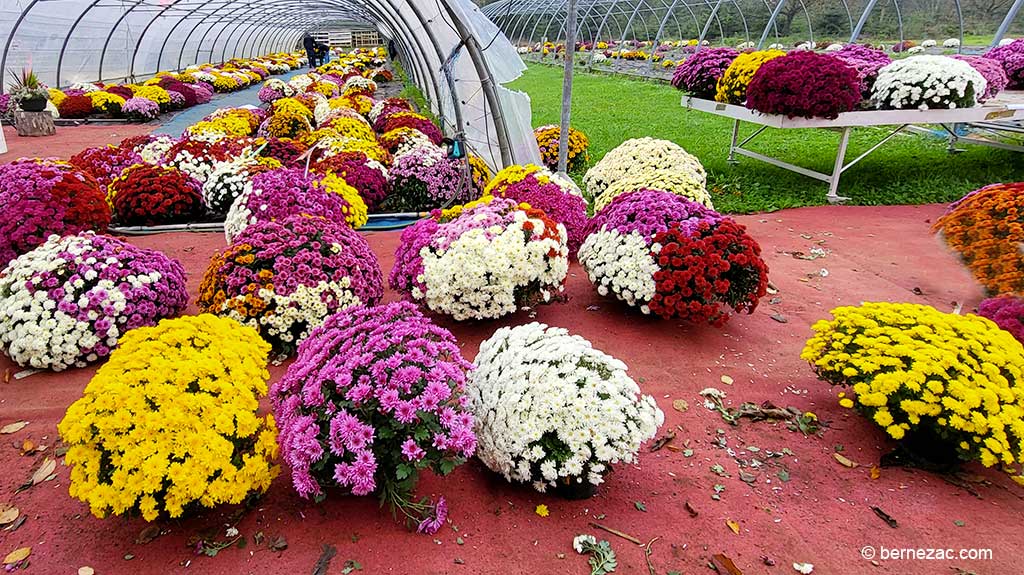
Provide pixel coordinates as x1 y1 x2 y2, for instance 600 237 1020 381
727 119 740 164
827 127 852 204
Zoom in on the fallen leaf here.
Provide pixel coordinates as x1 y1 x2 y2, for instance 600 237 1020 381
726 519 740 534
684 501 698 518
0 421 28 434
762 555 777 566
3 547 30 565
793 562 814 574
0 505 19 525
777 470 791 482
869 466 881 480
833 453 857 468
871 506 898 528
19 439 43 455
672 399 688 413
649 431 675 452
634 501 647 512
312 544 337 575
711 553 743 574
136 524 162 544
123 554 134 560
739 471 757 484
912 287 924 295
78 568 94 575
770 313 788 324
268 535 287 552
954 520 965 527
766 283 779 294
769 297 782 305
720 375 734 385
341 559 363 573
4 516 26 532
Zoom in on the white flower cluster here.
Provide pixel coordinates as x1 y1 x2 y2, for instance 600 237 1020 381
416 210 569 321
921 39 937 48
218 279 361 348
368 99 394 123
906 46 925 54
871 55 986 110
795 42 812 51
825 43 845 52
517 46 531 54
392 134 443 162
0 235 166 370
999 37 1016 47
203 160 255 215
288 74 315 92
768 43 785 50
592 53 608 63
191 71 217 83
138 136 176 165
263 78 295 97
223 187 257 243
577 228 660 314
68 82 99 93
266 62 291 74
343 76 377 93
467 323 664 492
736 41 755 49
583 137 710 211
313 95 332 125
943 38 961 48
165 148 223 184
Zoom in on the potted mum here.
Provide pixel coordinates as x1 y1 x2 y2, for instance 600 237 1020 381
8 68 49 112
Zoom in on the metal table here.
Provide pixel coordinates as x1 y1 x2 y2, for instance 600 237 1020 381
682 96 1024 203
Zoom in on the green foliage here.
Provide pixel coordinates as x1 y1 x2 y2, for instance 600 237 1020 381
509 63 1024 213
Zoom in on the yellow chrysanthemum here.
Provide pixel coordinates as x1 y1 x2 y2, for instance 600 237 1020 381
57 314 279 522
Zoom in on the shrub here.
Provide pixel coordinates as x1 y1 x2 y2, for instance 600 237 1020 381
58 95 95 119
746 51 861 119
58 314 279 520
983 39 1024 88
872 56 986 110
533 125 590 172
671 47 739 98
583 137 709 211
107 164 204 226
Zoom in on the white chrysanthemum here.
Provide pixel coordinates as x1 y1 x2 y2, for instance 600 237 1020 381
921 39 937 48
578 228 659 311
907 45 925 54
943 38 961 48
584 137 710 211
825 43 845 52
343 76 377 93
217 280 361 347
138 136 177 165
418 211 569 321
871 55 986 110
203 160 256 215
68 82 99 93
467 323 664 492
736 41 755 49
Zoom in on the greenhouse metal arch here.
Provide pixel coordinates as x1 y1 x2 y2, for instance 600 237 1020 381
479 0 1024 53
0 0 544 169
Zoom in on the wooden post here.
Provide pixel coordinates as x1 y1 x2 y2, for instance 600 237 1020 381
13 111 56 137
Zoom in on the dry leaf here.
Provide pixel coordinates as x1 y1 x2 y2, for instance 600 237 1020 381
720 375 734 385
871 506 898 528
726 519 740 534
78 568 95 575
711 553 743 575
0 505 18 525
0 421 28 434
672 399 689 413
684 501 698 518
833 453 857 468
869 466 881 480
3 547 30 565
649 431 675 452
33 457 56 484
136 524 162 545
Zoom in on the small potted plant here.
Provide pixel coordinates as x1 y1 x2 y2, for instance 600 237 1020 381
8 68 49 112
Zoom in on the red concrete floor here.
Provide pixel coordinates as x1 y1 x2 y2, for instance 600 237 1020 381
1 124 154 160
0 203 1019 575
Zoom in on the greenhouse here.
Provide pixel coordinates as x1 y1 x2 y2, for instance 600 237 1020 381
1 0 1023 572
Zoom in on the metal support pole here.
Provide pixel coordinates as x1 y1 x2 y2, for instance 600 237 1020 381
727 118 740 163
557 0 577 174
758 0 788 49
993 0 1024 47
827 127 852 204
849 0 880 44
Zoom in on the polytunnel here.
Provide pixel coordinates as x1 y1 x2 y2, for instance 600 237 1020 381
482 0 1024 53
0 0 541 168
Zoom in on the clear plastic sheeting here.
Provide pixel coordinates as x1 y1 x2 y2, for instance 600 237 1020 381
0 0 539 169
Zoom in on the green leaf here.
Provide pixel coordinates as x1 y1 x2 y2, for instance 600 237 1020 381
341 559 363 574
954 520 965 527
634 501 647 512
682 449 694 457
395 464 411 481
456 537 465 545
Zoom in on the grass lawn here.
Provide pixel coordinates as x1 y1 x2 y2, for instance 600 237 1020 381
508 63 1024 213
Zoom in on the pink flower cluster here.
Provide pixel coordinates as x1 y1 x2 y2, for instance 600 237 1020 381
831 44 891 95
671 47 740 98
388 218 439 298
241 168 359 227
978 295 1024 343
384 149 470 212
270 301 475 532
586 188 722 239
985 39 1024 88
489 174 588 257
0 159 110 268
69 145 143 188
747 51 861 119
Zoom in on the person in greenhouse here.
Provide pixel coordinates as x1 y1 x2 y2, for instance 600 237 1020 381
302 34 318 68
